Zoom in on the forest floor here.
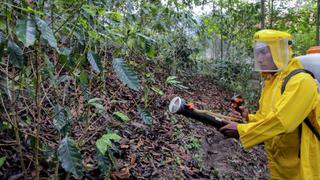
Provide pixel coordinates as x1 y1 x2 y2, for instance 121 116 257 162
0 72 269 179
105 75 269 179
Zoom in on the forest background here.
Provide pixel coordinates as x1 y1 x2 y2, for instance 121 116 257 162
0 0 318 179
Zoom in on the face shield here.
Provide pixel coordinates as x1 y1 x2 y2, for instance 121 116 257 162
253 39 289 72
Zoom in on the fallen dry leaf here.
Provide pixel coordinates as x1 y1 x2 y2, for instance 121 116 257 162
130 154 137 165
137 138 144 148
111 167 130 179
120 144 130 149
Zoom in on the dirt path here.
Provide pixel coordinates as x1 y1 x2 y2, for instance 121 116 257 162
171 76 269 179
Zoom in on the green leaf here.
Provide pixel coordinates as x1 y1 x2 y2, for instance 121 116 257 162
0 16 6 31
88 97 103 104
7 40 23 68
43 54 54 79
53 104 66 132
0 31 5 59
36 17 58 49
96 133 121 155
89 102 105 111
79 71 89 87
58 137 83 179
96 138 111 156
87 97 104 112
112 58 140 91
87 51 102 73
113 111 129 122
16 17 36 47
151 86 164 96
108 11 123 22
138 107 153 125
103 133 121 140
165 76 188 89
0 156 6 168
58 48 72 69
26 6 44 15
82 4 97 17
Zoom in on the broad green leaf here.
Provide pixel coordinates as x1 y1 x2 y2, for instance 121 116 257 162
88 97 103 104
53 105 66 132
89 102 105 111
151 86 164 96
165 76 188 89
58 137 83 179
79 71 89 87
108 11 123 22
113 111 129 122
103 133 121 140
0 16 6 31
96 138 111 156
165 76 177 83
87 51 102 74
58 48 72 70
138 107 153 125
82 5 97 17
0 156 6 168
88 98 104 112
7 40 23 68
36 18 57 49
112 58 140 91
136 33 156 43
96 133 121 155
16 17 36 47
88 30 100 40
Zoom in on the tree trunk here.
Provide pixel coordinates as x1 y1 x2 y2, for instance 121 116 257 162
270 0 274 28
220 0 223 59
316 0 320 45
261 0 265 29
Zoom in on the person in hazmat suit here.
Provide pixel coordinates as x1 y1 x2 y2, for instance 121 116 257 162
219 29 320 179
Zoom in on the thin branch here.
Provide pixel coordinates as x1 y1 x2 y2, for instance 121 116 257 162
34 39 42 180
54 1 85 35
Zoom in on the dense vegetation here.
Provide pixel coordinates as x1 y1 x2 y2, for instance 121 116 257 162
0 0 318 179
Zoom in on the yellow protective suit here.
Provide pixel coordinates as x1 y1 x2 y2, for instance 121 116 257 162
237 58 320 179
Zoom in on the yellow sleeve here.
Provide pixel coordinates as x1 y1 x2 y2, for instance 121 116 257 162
238 74 318 148
248 111 263 123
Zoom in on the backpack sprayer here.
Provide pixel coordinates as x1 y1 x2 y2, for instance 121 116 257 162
168 96 244 129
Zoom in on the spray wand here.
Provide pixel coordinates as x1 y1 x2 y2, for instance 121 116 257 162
168 97 240 129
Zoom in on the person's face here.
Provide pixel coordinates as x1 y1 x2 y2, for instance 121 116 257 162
255 46 278 71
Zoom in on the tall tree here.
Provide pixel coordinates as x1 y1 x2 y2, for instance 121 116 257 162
269 0 274 28
261 0 265 28
316 0 320 45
